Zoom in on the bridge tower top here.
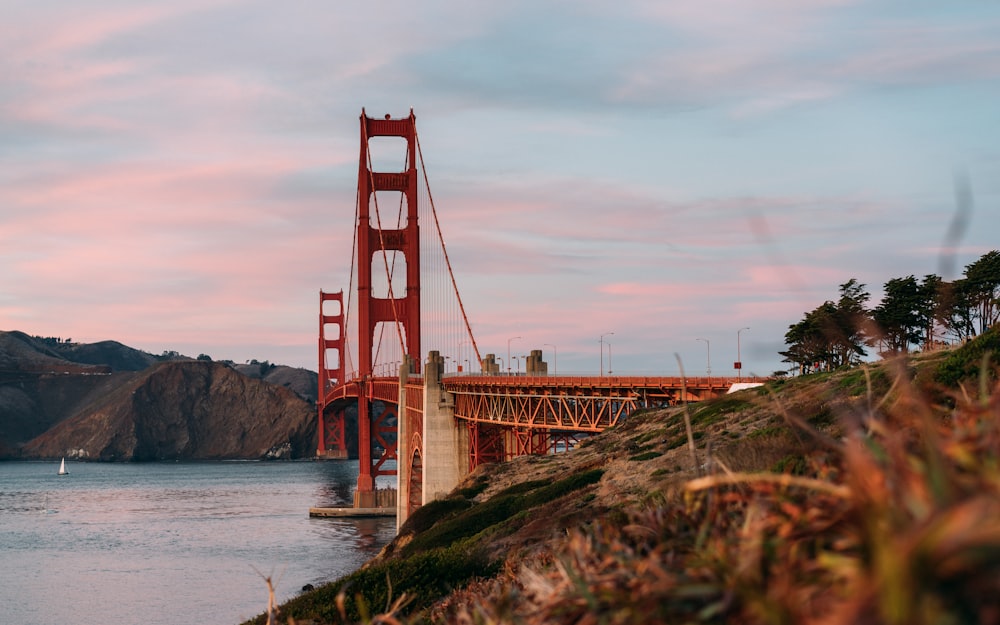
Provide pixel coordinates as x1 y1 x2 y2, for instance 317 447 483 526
357 108 421 376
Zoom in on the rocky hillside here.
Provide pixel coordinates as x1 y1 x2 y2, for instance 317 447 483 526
0 330 318 460
20 360 315 461
248 327 1000 625
233 361 318 404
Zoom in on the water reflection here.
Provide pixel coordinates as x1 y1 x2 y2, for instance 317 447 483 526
313 460 357 506
311 459 397 507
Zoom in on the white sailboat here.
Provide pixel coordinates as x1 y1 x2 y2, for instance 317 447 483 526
57 458 69 476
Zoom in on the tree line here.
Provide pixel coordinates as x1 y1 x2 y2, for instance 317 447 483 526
780 250 1000 374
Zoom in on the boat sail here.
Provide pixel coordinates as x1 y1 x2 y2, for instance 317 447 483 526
58 458 69 476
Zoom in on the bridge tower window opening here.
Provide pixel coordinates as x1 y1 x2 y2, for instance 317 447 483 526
369 189 409 228
322 346 341 372
369 250 408 300
366 135 410 176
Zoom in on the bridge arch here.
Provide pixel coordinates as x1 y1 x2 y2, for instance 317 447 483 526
407 437 423 519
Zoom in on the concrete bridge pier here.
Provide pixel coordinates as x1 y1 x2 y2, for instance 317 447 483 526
396 357 413 531
398 350 469 529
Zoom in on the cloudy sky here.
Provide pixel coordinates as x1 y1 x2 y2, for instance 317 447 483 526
2 0 998 377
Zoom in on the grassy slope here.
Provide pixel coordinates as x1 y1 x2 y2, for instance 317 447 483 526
246 327 1000 625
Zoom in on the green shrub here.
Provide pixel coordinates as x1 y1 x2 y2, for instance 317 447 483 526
493 479 549 497
745 425 787 439
403 470 605 556
399 496 472 535
456 479 489 500
773 454 809 475
521 468 605 508
836 366 890 397
690 397 752 426
807 407 836 427
258 543 499 624
935 326 1000 387
629 451 662 461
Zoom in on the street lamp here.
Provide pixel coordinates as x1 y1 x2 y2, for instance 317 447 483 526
507 336 521 376
608 341 613 376
543 343 557 375
696 337 711 379
600 332 614 376
737 327 750 381
496 356 504 376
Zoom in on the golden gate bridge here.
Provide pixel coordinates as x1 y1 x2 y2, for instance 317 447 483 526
316 110 744 521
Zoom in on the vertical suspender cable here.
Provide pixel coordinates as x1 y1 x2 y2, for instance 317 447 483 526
343 184 360 379
415 128 484 369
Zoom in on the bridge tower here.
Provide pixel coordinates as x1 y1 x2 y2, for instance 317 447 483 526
317 290 346 458
354 109 422 507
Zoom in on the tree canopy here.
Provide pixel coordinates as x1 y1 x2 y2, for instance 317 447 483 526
780 251 1000 372
780 280 871 374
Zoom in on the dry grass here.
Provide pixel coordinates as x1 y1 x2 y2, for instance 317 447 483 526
428 353 1000 624
265 331 1000 625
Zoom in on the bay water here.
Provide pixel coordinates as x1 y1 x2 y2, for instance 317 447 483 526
0 459 397 625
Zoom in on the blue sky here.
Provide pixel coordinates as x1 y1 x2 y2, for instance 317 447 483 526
1 0 998 377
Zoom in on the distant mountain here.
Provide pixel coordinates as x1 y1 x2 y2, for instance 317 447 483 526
0 330 319 460
0 330 111 374
49 338 159 371
233 361 318 404
19 360 315 461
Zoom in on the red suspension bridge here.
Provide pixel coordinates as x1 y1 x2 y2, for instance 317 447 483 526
317 110 745 522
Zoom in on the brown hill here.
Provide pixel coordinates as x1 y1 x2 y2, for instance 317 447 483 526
0 331 128 456
0 330 109 372
20 360 316 461
0 330 318 459
234 361 318 404
49 338 158 371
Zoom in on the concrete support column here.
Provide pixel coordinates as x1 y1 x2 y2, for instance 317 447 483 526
481 353 499 375
525 349 547 375
422 351 469 504
395 357 411 532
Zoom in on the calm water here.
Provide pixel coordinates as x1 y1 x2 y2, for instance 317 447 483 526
0 460 397 625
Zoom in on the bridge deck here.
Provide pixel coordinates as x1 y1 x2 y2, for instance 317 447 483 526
444 375 739 431
325 374 746 433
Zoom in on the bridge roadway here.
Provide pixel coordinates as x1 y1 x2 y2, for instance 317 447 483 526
326 373 741 433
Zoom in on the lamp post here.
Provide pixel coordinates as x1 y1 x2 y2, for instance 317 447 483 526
507 336 521 376
608 341 613 376
737 327 750 381
543 343 557 375
696 337 711 379
496 356 504 376
600 332 614 376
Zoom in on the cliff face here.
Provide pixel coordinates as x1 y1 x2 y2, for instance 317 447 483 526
19 360 316 461
0 370 139 456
